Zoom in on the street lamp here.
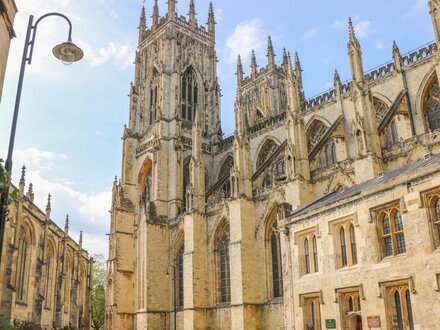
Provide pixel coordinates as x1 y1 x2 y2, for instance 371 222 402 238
0 13 83 265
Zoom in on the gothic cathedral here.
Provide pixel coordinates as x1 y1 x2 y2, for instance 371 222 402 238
106 1 440 329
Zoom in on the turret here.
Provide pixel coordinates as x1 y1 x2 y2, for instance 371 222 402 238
251 50 258 78
79 231 83 250
347 18 365 84
207 2 215 37
138 5 146 45
393 40 402 72
168 0 176 17
429 0 440 42
236 55 243 88
189 0 197 28
152 0 159 31
286 51 294 77
18 165 26 196
267 36 275 68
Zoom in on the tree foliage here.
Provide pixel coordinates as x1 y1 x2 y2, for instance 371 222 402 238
90 253 106 330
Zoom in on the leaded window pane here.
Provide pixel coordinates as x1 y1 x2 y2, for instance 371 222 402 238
181 69 198 122
436 199 440 220
219 225 231 303
304 238 310 274
384 237 393 257
271 230 282 298
395 291 404 330
340 228 347 267
350 225 358 265
425 80 440 131
313 236 318 272
405 290 414 330
176 244 184 308
396 234 406 254
383 215 391 234
394 212 404 231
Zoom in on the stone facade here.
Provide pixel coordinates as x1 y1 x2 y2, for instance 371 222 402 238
106 1 440 329
0 167 92 329
0 0 16 103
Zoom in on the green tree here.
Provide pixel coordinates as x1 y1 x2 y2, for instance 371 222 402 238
90 253 106 330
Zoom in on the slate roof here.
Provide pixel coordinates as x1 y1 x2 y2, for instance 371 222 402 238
291 153 440 218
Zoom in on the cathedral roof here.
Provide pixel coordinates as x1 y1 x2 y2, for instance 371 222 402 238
290 152 440 218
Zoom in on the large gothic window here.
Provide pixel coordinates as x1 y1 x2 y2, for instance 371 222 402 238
16 226 31 301
307 121 327 151
217 223 231 304
181 68 198 122
149 69 160 124
175 242 184 309
267 214 283 298
44 243 55 308
256 139 279 168
423 77 440 131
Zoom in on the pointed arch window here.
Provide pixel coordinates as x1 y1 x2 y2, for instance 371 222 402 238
256 139 279 168
302 234 318 275
307 121 327 151
217 224 231 304
304 238 310 274
44 244 55 308
267 217 283 298
181 68 198 122
374 98 389 125
303 295 322 330
175 242 184 308
16 227 30 301
423 78 440 131
350 224 358 265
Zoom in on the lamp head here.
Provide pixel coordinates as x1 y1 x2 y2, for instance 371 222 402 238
52 41 84 65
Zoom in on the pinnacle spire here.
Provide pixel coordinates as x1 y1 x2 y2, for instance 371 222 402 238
286 51 293 76
189 0 197 27
251 49 258 78
236 54 243 84
207 1 215 37
19 165 26 195
79 231 83 249
348 17 357 43
393 40 402 71
45 193 52 218
168 0 176 16
294 51 303 88
334 69 341 84
267 36 275 66
282 48 288 68
64 214 69 235
27 183 34 202
152 0 159 29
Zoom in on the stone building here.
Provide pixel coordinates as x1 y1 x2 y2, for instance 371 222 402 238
106 0 440 329
0 167 92 329
0 0 16 103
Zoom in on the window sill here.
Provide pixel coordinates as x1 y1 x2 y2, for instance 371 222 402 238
216 303 231 309
300 271 320 278
337 264 360 271
380 253 407 263
266 297 283 304
15 300 27 307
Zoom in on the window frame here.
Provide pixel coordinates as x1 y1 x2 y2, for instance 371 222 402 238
375 206 406 259
216 223 231 305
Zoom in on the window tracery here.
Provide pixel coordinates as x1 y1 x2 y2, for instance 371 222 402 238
256 139 279 168
374 98 389 125
307 121 327 151
181 68 198 122
423 78 440 131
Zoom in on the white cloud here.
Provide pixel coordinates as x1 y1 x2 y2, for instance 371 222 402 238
78 40 134 70
332 17 374 39
3 147 111 256
354 20 373 39
303 27 320 41
225 19 266 65
215 8 223 22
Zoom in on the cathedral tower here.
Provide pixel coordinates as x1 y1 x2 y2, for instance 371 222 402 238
106 2 220 329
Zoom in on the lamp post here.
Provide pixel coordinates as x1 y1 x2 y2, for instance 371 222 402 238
0 13 83 266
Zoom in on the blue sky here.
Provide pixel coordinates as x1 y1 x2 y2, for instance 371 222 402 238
0 0 433 256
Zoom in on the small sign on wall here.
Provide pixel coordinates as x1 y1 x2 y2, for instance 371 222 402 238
367 316 381 328
325 319 336 329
